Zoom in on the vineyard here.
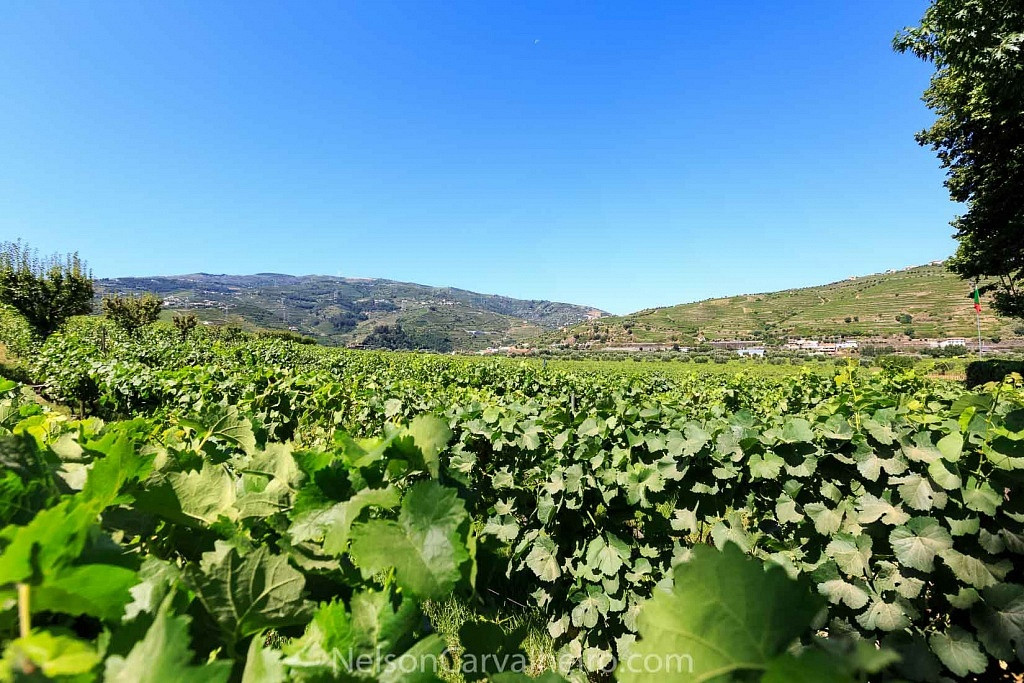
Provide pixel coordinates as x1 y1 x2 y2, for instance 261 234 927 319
1 317 1023 681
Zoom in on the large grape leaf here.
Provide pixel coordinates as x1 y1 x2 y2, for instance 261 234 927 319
0 631 100 680
939 549 1008 589
618 543 821 682
287 485 400 553
525 534 561 582
971 583 1024 661
390 414 452 478
458 619 528 682
349 480 469 598
242 635 286 683
928 627 987 677
30 564 138 621
185 541 312 644
0 499 97 585
105 597 232 683
890 517 953 572
168 461 238 524
284 589 421 673
182 406 257 455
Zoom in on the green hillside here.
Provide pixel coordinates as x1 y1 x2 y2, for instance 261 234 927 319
558 263 1023 346
96 273 604 351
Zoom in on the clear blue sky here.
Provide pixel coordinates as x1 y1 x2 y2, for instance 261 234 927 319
0 1 957 314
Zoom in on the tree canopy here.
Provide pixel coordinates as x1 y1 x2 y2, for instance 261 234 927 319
0 241 94 337
102 293 162 333
896 1 1024 318
362 323 414 350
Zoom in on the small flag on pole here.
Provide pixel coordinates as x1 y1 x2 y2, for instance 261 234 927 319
973 284 982 313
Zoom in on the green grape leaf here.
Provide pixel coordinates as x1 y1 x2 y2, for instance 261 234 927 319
971 583 1024 661
404 414 452 478
0 631 100 680
855 493 909 526
377 634 447 683
124 558 181 621
458 619 527 682
781 418 814 443
937 432 964 461
927 459 961 491
892 474 938 511
890 517 953 572
962 478 1001 515
939 549 1007 589
748 452 785 480
349 480 469 598
818 578 870 609
525 534 561 582
902 433 942 464
856 598 910 632
804 503 843 535
31 564 138 621
571 589 611 628
288 486 400 553
618 544 820 683
242 634 287 683
167 461 238 524
184 406 257 455
105 597 232 682
821 414 854 441
929 627 987 677
825 534 872 577
185 541 312 644
585 535 626 576
762 649 855 683
0 499 96 585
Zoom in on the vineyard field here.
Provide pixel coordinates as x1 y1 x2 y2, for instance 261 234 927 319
1 317 1023 681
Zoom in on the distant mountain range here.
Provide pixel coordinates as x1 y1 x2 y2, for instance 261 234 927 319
552 263 1023 348
95 273 607 351
96 263 1023 353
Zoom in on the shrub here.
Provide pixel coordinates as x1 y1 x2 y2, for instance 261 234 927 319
966 359 1024 388
256 329 317 345
878 354 915 371
362 324 414 350
172 313 198 340
102 294 162 333
0 240 93 337
0 304 38 360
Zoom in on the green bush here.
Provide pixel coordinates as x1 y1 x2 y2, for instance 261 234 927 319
102 293 162 333
877 354 916 371
965 359 1024 388
172 313 198 340
255 329 317 345
0 241 93 337
0 304 38 360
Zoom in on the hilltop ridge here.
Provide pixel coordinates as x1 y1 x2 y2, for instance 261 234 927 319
95 273 606 351
553 263 1022 348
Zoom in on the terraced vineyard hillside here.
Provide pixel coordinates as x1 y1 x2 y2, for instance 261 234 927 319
95 273 605 351
559 263 1022 346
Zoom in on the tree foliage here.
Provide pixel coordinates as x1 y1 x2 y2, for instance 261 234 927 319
103 294 162 333
896 1 1024 318
172 313 198 340
362 323 414 350
0 241 93 337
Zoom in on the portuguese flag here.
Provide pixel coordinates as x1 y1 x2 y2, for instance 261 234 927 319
973 284 982 313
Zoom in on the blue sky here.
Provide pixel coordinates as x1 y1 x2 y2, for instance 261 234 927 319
0 1 955 314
